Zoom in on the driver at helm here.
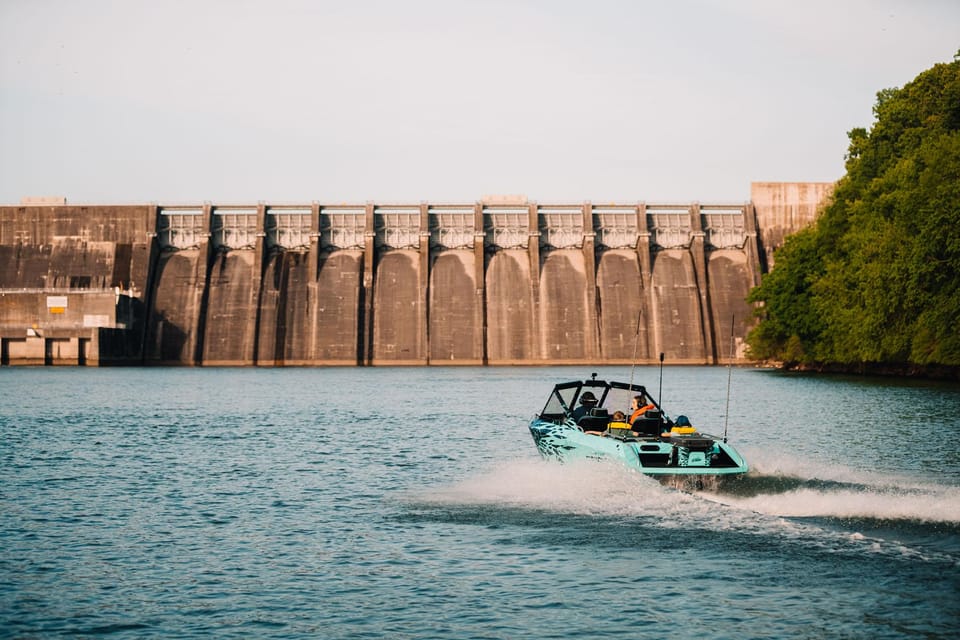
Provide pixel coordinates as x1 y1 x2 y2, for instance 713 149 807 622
572 391 598 421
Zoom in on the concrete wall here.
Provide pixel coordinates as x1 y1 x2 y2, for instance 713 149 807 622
0 290 117 365
0 204 153 364
0 185 832 366
752 181 834 270
596 250 647 362
255 251 315 365
430 251 482 363
486 250 535 363
0 204 153 293
313 251 364 363
145 250 205 364
202 251 258 365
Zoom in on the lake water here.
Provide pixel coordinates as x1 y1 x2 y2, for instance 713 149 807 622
1 366 958 639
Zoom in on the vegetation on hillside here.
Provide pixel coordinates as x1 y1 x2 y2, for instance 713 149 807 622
747 53 960 371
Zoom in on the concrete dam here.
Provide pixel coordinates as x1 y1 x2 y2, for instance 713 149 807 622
0 183 832 366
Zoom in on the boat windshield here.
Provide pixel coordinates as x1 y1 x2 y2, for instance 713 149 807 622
604 386 644 417
540 384 580 418
538 380 654 421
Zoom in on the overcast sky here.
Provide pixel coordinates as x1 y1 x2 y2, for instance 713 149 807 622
1 0 957 205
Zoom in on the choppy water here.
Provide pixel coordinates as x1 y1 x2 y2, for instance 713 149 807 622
1 366 958 639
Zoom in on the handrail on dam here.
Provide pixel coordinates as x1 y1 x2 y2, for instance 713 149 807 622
0 184 834 366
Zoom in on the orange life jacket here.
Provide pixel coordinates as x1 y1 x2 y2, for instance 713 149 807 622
629 404 655 423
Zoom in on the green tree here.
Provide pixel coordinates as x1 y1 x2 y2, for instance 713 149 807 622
747 53 960 370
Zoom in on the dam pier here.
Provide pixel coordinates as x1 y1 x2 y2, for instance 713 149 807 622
0 183 831 366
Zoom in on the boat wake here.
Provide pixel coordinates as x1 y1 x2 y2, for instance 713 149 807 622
405 455 960 566
413 457 677 517
711 450 960 524
414 453 960 524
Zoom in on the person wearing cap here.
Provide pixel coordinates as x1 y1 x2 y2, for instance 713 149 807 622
572 391 598 422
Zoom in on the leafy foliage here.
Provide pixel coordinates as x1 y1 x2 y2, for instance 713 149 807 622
747 53 960 368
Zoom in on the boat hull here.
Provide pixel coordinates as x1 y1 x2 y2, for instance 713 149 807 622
529 418 748 478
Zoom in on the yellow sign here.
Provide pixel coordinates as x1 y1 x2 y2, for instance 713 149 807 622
46 295 68 314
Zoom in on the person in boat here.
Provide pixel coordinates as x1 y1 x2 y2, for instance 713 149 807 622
628 395 656 424
572 391 598 422
606 411 637 437
662 414 696 437
584 411 636 436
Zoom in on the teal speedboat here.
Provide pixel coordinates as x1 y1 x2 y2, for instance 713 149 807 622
528 375 748 484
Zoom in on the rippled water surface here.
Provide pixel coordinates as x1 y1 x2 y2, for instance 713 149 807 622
2 366 959 638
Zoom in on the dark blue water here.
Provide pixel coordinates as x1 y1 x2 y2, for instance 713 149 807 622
2 366 958 638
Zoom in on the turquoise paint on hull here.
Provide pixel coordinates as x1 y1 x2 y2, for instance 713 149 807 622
529 418 748 477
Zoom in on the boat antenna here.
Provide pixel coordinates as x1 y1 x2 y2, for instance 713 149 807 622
627 309 642 390
657 352 664 407
722 315 734 443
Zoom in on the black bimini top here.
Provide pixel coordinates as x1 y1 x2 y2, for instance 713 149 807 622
537 377 662 423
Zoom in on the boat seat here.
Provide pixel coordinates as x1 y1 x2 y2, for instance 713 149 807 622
577 408 609 432
632 409 661 437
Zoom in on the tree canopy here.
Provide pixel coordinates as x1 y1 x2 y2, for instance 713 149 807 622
747 53 960 371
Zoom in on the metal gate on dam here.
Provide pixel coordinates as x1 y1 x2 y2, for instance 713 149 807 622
0 184 832 366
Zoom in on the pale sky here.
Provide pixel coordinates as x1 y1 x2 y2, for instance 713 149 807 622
1 0 957 205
